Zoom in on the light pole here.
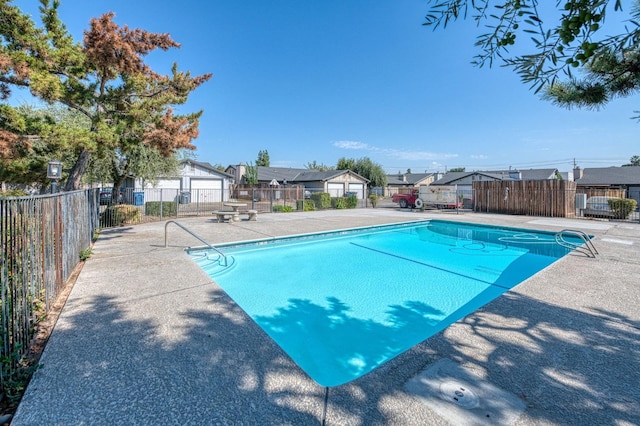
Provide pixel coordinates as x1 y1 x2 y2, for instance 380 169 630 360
47 160 62 193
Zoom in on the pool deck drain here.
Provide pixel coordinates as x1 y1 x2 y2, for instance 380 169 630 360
406 358 525 425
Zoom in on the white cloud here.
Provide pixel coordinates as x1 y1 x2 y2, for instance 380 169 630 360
333 140 370 150
333 140 457 162
387 149 457 161
470 154 488 160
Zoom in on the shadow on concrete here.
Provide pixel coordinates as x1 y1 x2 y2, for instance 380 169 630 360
15 280 640 424
334 290 640 425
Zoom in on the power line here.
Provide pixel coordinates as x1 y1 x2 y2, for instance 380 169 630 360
383 157 628 173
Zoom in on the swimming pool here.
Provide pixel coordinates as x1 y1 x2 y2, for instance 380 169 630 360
189 219 581 387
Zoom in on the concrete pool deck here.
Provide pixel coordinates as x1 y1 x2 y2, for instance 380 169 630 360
12 209 640 425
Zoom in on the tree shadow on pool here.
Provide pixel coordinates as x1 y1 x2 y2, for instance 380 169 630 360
188 286 639 425
253 296 446 387
325 290 640 425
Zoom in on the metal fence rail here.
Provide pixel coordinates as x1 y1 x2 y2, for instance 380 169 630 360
0 189 99 391
98 187 374 228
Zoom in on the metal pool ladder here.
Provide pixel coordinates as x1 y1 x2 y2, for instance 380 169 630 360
555 229 599 258
164 220 229 266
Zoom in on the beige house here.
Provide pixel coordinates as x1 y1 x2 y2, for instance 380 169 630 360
226 165 370 198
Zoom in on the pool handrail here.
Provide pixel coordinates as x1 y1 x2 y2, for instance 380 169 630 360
164 220 228 266
554 229 598 258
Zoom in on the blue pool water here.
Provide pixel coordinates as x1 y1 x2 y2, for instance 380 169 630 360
189 220 579 387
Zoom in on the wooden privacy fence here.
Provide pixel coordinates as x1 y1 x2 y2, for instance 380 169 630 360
473 180 577 217
0 189 99 391
577 188 626 198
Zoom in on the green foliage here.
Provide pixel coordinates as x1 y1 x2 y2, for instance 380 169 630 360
79 248 93 261
608 198 638 219
1 1 211 190
311 192 331 209
337 157 387 188
331 195 357 209
144 201 177 217
296 199 316 211
1 105 93 187
1 350 41 404
244 162 258 184
423 0 637 99
87 143 182 188
272 204 293 212
256 150 270 167
0 290 45 405
369 194 379 207
336 157 356 170
448 167 465 173
331 197 346 209
305 161 334 171
0 189 27 197
100 205 142 227
623 155 640 167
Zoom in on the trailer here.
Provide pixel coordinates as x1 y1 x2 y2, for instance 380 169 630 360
416 185 461 209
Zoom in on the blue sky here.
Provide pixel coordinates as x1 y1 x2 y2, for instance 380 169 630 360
12 0 639 173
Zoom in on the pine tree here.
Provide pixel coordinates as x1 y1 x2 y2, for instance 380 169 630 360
1 1 211 190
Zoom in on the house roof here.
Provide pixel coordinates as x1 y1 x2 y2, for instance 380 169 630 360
492 169 558 180
432 172 471 185
256 167 302 182
433 171 503 185
576 166 640 186
386 173 434 186
433 168 559 185
185 160 234 179
256 166 369 183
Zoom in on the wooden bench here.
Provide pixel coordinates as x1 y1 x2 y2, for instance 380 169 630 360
213 210 239 223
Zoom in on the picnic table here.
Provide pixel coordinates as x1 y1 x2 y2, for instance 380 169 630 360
223 202 247 212
214 202 257 222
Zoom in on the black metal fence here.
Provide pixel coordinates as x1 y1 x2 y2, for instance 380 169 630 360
0 189 99 393
98 187 374 228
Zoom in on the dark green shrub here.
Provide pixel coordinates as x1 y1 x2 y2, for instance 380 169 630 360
311 192 331 209
608 198 638 219
100 205 142 227
0 189 27 197
331 195 357 209
332 197 345 209
272 205 294 213
369 194 379 207
296 200 316 211
144 201 177 217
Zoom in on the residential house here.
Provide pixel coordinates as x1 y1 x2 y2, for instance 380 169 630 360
227 165 370 198
385 173 440 196
143 160 234 203
574 166 640 205
432 168 560 191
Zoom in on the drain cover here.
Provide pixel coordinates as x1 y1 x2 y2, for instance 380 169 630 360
439 380 479 408
405 358 525 425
